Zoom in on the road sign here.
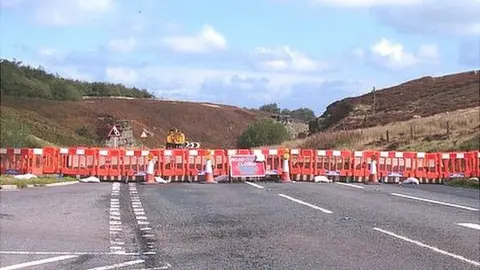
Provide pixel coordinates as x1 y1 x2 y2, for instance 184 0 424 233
108 125 121 137
140 131 148 138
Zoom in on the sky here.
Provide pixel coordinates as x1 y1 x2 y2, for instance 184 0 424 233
1 0 479 115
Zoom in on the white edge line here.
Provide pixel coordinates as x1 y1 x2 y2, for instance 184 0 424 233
244 181 264 189
0 255 78 270
335 182 365 189
373 227 480 267
391 193 479 211
86 259 145 270
0 251 147 256
457 223 480 231
278 194 333 214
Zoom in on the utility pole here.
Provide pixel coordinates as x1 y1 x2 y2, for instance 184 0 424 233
372 86 376 117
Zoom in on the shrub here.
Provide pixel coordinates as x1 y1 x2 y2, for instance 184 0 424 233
237 118 290 148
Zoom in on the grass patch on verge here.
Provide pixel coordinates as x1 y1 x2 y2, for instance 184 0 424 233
445 178 480 189
0 175 77 188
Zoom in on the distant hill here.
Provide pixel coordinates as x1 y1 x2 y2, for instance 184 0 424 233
0 59 271 148
311 70 480 132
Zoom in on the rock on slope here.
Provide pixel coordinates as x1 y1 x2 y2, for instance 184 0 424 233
316 70 480 131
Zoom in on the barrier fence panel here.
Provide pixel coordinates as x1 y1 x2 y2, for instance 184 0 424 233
0 147 478 183
379 151 405 183
290 149 315 181
162 149 186 181
43 147 60 174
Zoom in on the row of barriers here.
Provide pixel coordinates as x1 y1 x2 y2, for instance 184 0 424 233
0 147 479 183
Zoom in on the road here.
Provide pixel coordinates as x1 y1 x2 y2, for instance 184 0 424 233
0 181 479 269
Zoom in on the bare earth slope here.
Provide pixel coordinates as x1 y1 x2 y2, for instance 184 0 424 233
0 96 270 148
318 70 480 131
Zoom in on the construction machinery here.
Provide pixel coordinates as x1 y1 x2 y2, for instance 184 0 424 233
165 128 200 149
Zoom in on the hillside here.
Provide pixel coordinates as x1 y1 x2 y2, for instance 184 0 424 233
312 70 480 132
281 107 479 152
0 59 271 148
0 96 270 148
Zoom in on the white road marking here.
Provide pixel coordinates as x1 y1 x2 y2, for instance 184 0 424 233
335 182 364 189
390 193 479 211
140 227 152 231
0 255 78 270
278 194 333 214
109 183 125 254
0 251 153 256
457 223 480 231
244 181 264 189
86 259 145 270
373 227 480 267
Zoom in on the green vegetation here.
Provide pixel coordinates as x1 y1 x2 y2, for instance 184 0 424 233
457 134 480 151
258 103 316 122
237 119 290 148
0 175 77 188
445 178 479 189
0 59 154 101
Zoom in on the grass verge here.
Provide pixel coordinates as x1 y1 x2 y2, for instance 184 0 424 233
0 175 78 188
445 178 480 189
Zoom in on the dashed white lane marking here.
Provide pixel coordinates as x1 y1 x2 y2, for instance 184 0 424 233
373 227 480 267
129 183 155 252
109 183 125 253
244 181 264 189
457 223 480 231
278 194 333 214
335 182 365 189
0 255 78 270
390 193 479 211
86 259 145 270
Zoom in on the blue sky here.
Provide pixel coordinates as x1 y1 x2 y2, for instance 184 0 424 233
1 0 479 114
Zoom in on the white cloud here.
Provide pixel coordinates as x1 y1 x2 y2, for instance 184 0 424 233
57 66 93 81
357 38 439 69
108 37 137 53
252 46 328 73
0 0 23 8
311 0 480 36
161 24 227 54
311 0 419 7
417 44 439 59
106 67 139 85
5 0 116 26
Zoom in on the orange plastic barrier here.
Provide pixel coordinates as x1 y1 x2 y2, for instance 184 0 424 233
161 149 186 181
290 149 315 181
0 147 478 183
414 152 440 183
314 150 352 179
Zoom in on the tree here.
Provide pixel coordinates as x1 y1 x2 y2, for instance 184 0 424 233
236 118 290 148
0 59 155 100
290 108 316 122
259 103 281 114
281 108 291 115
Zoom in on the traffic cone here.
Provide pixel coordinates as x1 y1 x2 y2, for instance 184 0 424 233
280 153 292 183
203 158 216 184
144 158 156 184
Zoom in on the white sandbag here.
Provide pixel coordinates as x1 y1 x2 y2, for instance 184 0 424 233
214 175 229 183
469 177 479 182
154 176 171 184
400 177 420 185
79 176 100 183
13 173 37 180
314 175 332 183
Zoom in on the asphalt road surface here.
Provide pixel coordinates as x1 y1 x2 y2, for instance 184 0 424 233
0 180 479 269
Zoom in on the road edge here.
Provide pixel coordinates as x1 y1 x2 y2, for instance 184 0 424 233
0 181 79 190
